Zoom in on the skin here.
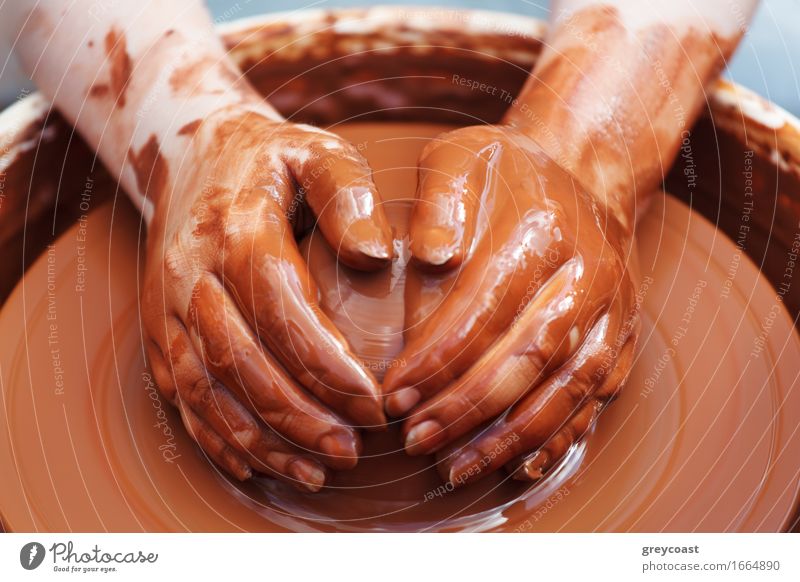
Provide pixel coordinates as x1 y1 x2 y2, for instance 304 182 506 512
385 0 758 486
3 1 394 491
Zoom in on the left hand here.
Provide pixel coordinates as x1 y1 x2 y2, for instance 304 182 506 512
384 125 640 486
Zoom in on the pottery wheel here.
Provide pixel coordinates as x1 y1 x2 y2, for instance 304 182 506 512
1 122 799 532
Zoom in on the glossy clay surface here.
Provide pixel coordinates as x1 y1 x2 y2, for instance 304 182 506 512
1 122 799 532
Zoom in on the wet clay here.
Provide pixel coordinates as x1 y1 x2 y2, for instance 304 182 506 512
88 27 133 105
128 135 168 204
1 121 799 532
102 27 132 108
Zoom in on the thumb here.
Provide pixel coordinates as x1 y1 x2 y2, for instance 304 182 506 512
285 128 393 271
409 132 488 271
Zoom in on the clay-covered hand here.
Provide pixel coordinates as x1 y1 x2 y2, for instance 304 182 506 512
141 108 393 491
384 125 640 486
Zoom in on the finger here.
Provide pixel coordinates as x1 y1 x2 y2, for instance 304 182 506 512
595 332 637 402
401 260 608 455
506 400 597 481
507 334 636 482
185 278 362 470
383 265 461 416
178 399 253 482
147 317 258 480
177 349 328 491
506 314 639 481
245 430 329 492
157 316 331 489
179 382 328 492
146 342 177 405
436 313 623 486
219 193 385 428
384 210 569 416
408 134 490 270
283 125 393 271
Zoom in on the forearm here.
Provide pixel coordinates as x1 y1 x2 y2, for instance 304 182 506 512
505 0 758 229
3 0 279 222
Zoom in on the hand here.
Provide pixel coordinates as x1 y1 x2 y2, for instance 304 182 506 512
141 108 393 491
384 125 640 486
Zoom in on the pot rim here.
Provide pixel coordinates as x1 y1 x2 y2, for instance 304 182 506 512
1 7 798 176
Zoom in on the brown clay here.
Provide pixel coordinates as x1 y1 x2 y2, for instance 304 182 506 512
128 135 169 204
103 27 132 108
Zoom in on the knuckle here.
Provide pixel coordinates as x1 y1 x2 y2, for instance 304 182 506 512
461 390 486 415
162 247 192 283
230 425 260 451
185 374 213 403
220 215 249 250
148 362 178 405
521 336 550 371
568 365 595 394
270 412 307 440
199 326 255 381
206 340 239 375
197 385 218 414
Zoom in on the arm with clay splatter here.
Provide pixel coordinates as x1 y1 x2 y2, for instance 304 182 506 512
3 1 278 222
386 0 759 486
3 0 395 490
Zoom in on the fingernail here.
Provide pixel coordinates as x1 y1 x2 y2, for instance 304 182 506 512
518 450 550 481
385 387 421 417
350 221 392 261
288 458 326 493
348 240 391 271
413 226 459 267
347 397 387 429
318 431 361 468
227 457 252 482
220 448 253 481
404 419 444 455
358 240 391 261
448 450 482 486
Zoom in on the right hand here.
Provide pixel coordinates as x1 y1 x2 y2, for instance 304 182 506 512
141 108 393 492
